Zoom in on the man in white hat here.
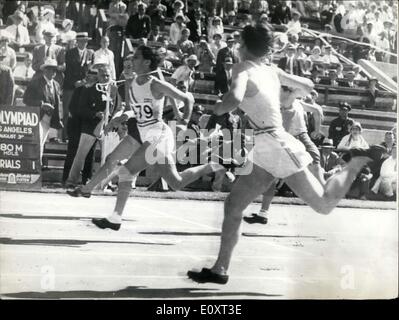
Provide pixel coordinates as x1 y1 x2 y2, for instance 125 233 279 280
35 6 56 44
58 19 76 49
0 30 17 70
23 58 64 162
170 54 199 89
319 138 342 180
5 10 30 49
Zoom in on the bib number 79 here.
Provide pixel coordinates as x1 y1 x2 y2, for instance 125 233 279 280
133 104 153 120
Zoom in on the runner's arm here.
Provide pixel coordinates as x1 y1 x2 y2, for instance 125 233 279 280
214 63 249 115
275 66 314 95
152 78 194 125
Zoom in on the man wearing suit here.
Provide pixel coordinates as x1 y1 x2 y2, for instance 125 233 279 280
62 68 97 186
215 56 233 96
125 3 152 39
32 29 65 84
23 59 64 163
4 10 30 50
215 35 240 72
277 44 302 76
63 32 94 140
187 9 207 43
319 69 340 86
66 66 117 186
319 138 342 180
0 64 14 105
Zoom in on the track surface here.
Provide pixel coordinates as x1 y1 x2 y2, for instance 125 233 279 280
0 191 397 299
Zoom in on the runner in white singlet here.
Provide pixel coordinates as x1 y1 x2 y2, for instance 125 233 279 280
187 23 378 285
68 46 227 230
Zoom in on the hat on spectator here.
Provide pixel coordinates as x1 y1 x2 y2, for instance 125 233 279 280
297 44 305 50
226 34 234 42
338 102 352 111
43 29 58 37
92 57 110 70
185 54 200 66
324 24 333 30
310 89 318 98
11 10 24 21
62 19 74 29
87 67 98 76
228 11 236 17
369 76 378 82
259 13 268 21
213 33 222 40
213 16 222 23
286 43 296 50
76 32 92 41
346 70 355 76
173 0 184 9
324 44 332 49
42 5 55 17
351 121 362 131
175 13 185 20
232 31 240 38
40 58 58 70
320 138 335 148
224 57 233 64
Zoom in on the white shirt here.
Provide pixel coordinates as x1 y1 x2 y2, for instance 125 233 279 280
13 64 35 79
169 23 183 45
286 20 302 35
5 24 30 46
322 53 340 64
94 48 116 79
337 134 369 150
171 65 195 88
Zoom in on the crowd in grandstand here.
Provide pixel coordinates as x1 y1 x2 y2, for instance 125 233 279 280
0 0 396 201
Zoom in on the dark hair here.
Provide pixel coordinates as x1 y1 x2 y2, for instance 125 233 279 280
137 45 161 71
241 23 273 58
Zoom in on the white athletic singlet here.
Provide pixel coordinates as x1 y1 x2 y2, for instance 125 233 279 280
281 99 308 136
131 76 164 127
239 61 283 130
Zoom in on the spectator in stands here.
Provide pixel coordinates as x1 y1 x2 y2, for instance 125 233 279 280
370 144 397 201
177 28 195 58
5 10 30 50
296 44 307 60
319 139 342 179
375 31 390 62
62 68 98 186
224 10 237 27
337 121 369 150
106 14 125 78
147 6 166 31
285 9 302 35
249 0 269 22
308 45 323 63
94 36 116 80
321 45 340 64
147 0 167 19
147 24 162 42
341 70 358 88
66 65 117 187
35 6 56 44
63 32 94 140
277 44 302 76
236 13 252 28
289 33 299 49
336 63 344 78
381 131 395 156
197 39 216 73
340 2 358 36
310 65 322 84
187 9 207 44
13 52 34 79
364 77 379 109
215 35 240 71
109 0 127 15
209 33 226 60
0 64 14 105
32 29 65 84
171 0 185 20
301 58 313 76
363 20 377 45
23 58 63 161
0 31 16 71
58 19 76 50
215 56 233 96
170 54 198 89
320 69 339 86
157 47 173 70
208 17 224 43
125 3 152 39
270 0 291 25
169 13 185 45
328 102 354 147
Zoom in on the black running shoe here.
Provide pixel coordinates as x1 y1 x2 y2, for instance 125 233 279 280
67 187 91 198
91 218 121 231
243 213 268 225
187 268 229 284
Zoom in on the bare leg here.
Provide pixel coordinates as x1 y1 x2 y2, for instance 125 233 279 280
285 157 371 214
81 135 140 193
210 164 275 275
